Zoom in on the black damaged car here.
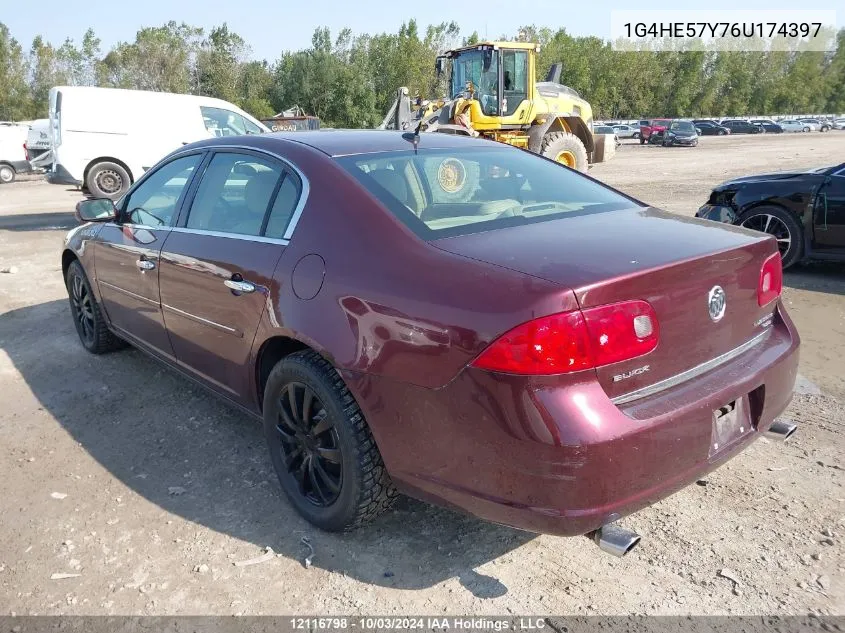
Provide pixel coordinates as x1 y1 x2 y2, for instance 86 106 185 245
649 120 699 146
696 163 845 268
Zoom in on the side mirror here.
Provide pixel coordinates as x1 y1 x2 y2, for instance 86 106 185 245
75 198 117 223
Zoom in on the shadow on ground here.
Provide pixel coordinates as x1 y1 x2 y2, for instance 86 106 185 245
0 299 531 597
0 211 77 231
784 261 845 297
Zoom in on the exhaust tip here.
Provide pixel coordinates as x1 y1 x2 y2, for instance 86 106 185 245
765 419 798 441
589 523 641 557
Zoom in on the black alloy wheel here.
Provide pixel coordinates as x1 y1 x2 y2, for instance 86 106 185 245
275 381 343 507
70 272 95 347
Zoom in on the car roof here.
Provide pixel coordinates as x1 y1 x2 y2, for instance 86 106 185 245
263 129 499 157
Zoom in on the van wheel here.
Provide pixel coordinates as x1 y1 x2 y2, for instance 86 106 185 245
0 164 15 184
263 350 398 531
87 161 130 199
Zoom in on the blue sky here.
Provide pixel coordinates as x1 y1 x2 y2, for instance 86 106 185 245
4 0 840 61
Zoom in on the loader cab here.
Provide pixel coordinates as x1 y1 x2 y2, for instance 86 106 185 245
443 43 533 119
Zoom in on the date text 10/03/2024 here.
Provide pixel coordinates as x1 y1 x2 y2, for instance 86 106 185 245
290 618 550 631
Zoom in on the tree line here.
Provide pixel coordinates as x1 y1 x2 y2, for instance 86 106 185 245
1 20 844 127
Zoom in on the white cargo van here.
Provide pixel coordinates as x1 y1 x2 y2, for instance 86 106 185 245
48 86 270 198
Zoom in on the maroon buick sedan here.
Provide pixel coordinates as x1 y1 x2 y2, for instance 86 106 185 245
63 130 799 556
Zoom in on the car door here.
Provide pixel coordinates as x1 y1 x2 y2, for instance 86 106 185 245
94 152 204 359
157 149 303 402
814 167 845 249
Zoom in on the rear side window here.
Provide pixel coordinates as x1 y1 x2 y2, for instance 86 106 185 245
264 175 301 239
184 151 302 239
187 153 281 236
337 147 636 240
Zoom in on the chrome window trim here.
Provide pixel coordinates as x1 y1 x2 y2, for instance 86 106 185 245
170 226 289 245
120 223 172 232
611 329 771 406
159 143 310 241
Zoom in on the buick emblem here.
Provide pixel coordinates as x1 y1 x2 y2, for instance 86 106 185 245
708 286 726 322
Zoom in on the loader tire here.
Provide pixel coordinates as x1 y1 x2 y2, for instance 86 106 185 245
540 132 588 172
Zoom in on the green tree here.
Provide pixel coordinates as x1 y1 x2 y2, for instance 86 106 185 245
0 23 31 119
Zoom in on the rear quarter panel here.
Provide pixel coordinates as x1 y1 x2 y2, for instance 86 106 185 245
246 138 578 397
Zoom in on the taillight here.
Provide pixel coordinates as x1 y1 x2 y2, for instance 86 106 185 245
471 300 659 375
758 251 783 306
582 300 659 366
470 311 593 375
23 142 29 161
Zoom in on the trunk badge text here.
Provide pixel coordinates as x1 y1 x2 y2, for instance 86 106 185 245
708 285 727 322
613 365 650 383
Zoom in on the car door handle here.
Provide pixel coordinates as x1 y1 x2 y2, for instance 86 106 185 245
224 279 255 293
136 259 156 271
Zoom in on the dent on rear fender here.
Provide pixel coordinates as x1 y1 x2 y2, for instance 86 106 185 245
337 294 454 373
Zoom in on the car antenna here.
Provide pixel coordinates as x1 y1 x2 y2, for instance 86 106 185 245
402 119 424 154
412 117 424 153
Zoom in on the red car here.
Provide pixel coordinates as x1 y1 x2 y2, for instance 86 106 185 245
64 131 799 557
639 118 672 144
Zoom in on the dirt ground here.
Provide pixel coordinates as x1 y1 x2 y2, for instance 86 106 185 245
0 133 843 617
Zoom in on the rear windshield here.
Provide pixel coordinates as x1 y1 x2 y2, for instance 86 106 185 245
337 147 638 239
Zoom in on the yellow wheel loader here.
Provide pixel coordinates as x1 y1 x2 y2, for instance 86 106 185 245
378 41 613 171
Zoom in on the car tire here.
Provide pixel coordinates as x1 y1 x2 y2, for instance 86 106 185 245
540 132 588 171
86 161 131 199
0 164 15 184
65 260 127 354
718 130 725 136
803 126 810 133
263 350 398 532
632 132 640 139
821 125 830 132
738 206 804 269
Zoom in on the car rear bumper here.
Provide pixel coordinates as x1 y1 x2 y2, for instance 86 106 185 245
347 303 799 536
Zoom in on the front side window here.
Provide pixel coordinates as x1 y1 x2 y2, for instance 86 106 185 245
186 153 282 236
338 147 636 240
452 49 499 115
122 154 202 227
201 106 260 137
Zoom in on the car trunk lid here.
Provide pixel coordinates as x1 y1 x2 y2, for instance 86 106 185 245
432 207 779 400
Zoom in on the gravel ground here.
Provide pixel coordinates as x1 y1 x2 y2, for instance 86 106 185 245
0 132 843 616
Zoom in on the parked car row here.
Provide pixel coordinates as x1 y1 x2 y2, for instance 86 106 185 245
601 114 845 150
